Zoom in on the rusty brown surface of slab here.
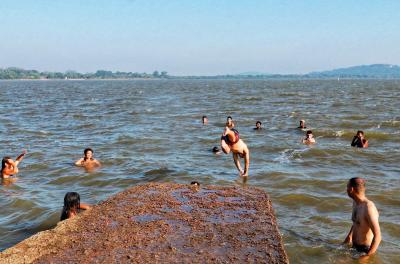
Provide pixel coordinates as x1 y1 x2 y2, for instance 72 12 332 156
0 182 288 264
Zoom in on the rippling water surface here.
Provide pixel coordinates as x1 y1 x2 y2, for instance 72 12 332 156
0 79 399 263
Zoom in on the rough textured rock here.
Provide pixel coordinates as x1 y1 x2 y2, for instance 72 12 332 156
0 183 288 264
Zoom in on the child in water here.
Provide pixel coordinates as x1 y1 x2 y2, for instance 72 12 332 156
60 192 91 221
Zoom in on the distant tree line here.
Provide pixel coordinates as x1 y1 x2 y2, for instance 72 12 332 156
0 67 169 79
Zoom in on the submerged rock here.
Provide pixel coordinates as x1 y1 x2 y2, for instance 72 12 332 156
0 183 288 263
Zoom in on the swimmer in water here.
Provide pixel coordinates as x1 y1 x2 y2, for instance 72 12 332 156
212 146 222 155
298 119 307 129
190 181 200 191
220 127 250 177
351 130 369 148
254 121 262 130
60 192 91 221
343 177 381 259
302 130 316 144
75 148 101 168
226 116 235 129
202 115 208 125
1 150 27 179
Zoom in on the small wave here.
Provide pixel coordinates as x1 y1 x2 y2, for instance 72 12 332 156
274 149 306 163
315 129 393 140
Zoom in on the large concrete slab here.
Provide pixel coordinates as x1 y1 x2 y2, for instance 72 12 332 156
0 182 288 263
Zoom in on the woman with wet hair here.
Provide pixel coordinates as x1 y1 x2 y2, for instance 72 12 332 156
75 148 101 167
60 192 91 221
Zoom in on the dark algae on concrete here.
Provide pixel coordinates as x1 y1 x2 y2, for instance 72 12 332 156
0 183 288 263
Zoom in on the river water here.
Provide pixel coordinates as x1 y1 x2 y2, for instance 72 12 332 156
0 79 399 263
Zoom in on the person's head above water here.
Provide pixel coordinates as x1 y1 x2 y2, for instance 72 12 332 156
347 177 366 198
202 115 208 124
64 192 81 209
191 181 200 186
356 130 364 137
306 130 313 137
60 192 81 221
1 157 11 169
226 116 235 128
299 120 306 128
212 146 220 153
255 121 262 129
83 148 94 161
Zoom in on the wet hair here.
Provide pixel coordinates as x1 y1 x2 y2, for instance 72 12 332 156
306 130 313 135
60 192 81 221
227 116 232 121
357 130 364 136
83 148 94 161
212 146 220 153
191 181 200 186
256 121 262 125
202 115 207 119
84 148 93 155
348 177 365 193
1 157 11 172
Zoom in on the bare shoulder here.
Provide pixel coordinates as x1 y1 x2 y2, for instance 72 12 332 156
366 200 379 215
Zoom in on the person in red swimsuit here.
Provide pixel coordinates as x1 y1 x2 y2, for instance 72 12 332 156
220 127 250 177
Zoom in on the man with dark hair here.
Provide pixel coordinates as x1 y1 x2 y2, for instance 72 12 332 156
344 177 381 259
254 121 262 130
302 130 316 144
351 131 369 148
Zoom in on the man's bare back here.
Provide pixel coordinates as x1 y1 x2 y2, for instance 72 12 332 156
351 199 378 247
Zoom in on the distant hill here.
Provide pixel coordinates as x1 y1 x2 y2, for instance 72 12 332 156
308 64 400 78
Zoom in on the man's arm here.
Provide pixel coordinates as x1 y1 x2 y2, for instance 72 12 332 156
362 139 369 148
363 202 381 257
343 225 353 245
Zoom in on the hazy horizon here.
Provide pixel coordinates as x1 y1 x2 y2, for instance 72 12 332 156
1 0 399 75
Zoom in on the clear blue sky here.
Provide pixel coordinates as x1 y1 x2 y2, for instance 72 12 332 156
1 0 399 75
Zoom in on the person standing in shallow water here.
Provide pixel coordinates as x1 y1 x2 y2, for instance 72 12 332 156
220 127 250 177
343 177 381 259
351 130 369 148
1 150 27 178
75 148 101 168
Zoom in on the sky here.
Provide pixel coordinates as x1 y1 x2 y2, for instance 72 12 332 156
0 0 399 75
